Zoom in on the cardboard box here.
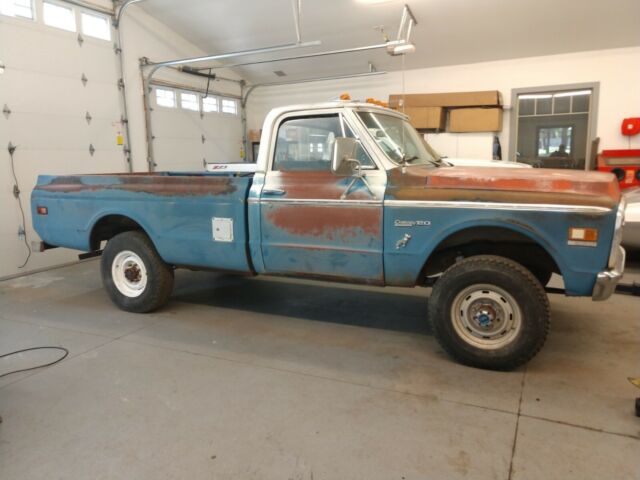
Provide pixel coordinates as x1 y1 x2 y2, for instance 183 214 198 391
403 106 446 130
248 129 261 143
389 91 502 109
448 108 503 133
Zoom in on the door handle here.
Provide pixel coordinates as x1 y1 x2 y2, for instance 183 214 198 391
262 188 286 196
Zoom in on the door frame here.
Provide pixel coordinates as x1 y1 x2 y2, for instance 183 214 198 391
508 82 600 170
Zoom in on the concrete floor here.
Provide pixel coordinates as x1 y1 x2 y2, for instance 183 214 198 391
0 259 639 480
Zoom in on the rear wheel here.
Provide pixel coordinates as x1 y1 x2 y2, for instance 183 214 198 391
101 231 174 313
429 255 550 370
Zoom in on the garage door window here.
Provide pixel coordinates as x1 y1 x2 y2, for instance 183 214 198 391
202 96 218 113
180 92 199 111
43 1 76 32
221 99 237 115
155 88 175 108
0 0 34 19
81 12 111 41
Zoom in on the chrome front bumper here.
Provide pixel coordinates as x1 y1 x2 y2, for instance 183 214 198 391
592 246 626 301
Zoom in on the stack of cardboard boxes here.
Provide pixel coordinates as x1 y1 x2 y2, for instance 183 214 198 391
388 90 503 133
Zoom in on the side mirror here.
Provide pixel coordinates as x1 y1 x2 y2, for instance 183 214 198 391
331 137 359 176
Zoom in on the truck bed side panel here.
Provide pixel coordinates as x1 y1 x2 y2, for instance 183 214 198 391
31 173 253 273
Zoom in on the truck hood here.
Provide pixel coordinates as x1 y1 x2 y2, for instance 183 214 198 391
387 165 621 209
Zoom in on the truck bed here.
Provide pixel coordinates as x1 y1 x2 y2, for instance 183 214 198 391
32 172 255 273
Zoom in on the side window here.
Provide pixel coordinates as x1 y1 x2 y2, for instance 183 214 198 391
273 115 340 172
273 114 375 171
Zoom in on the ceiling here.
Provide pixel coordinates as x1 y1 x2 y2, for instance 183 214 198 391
140 0 640 84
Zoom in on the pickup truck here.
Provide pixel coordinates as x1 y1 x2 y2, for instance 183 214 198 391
31 101 626 370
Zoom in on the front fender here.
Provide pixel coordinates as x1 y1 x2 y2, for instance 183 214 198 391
383 205 615 295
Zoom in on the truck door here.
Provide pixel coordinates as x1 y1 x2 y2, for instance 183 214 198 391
259 112 385 284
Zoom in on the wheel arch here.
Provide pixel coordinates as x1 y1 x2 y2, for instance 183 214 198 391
88 212 156 251
417 219 566 284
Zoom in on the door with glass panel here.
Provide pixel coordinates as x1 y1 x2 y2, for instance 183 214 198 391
512 85 597 170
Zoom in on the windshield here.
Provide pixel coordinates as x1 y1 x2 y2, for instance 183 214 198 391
356 111 440 167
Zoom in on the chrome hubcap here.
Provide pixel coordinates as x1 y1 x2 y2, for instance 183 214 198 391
451 284 522 350
112 251 147 298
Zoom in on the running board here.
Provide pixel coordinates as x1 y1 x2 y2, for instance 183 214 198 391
78 250 103 260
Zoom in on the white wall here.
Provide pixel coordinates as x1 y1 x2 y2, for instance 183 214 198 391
247 47 640 160
0 1 243 279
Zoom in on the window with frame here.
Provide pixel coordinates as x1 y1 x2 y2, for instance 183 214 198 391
155 88 175 108
81 11 111 40
43 1 76 32
202 96 218 113
537 126 573 157
180 92 199 111
0 0 34 19
514 87 593 169
273 115 374 172
221 98 237 115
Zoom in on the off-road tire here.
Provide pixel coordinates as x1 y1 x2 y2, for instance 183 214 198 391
429 255 550 370
101 231 174 313
529 267 553 287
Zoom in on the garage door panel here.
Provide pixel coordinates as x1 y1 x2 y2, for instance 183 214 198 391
87 117 124 149
201 117 242 137
5 113 90 150
153 137 204 171
8 148 122 181
1 70 91 116
204 139 241 163
81 81 122 118
153 110 206 139
0 235 78 278
79 42 120 83
1 22 84 77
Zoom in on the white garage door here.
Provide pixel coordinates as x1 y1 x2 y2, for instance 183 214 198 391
150 84 244 171
0 0 126 278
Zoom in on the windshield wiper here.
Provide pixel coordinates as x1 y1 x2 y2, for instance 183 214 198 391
401 154 441 168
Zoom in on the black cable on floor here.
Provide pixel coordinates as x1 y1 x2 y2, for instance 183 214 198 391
0 347 69 378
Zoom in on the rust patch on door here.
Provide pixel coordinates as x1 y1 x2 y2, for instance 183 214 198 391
265 204 381 240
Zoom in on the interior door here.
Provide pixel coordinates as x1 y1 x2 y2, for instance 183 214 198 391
259 113 385 284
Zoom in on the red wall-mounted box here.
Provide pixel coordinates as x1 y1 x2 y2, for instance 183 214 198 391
597 149 640 190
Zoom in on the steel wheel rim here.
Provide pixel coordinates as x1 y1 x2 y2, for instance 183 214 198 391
450 283 522 350
112 250 147 298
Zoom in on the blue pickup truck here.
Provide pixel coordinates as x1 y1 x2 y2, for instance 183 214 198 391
32 101 626 370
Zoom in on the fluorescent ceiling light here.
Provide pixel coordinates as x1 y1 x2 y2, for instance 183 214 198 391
554 90 591 97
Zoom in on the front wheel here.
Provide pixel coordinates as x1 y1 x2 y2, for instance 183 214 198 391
428 255 550 370
101 231 174 313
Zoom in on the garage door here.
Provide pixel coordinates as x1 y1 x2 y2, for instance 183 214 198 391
0 1 126 278
150 84 244 171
